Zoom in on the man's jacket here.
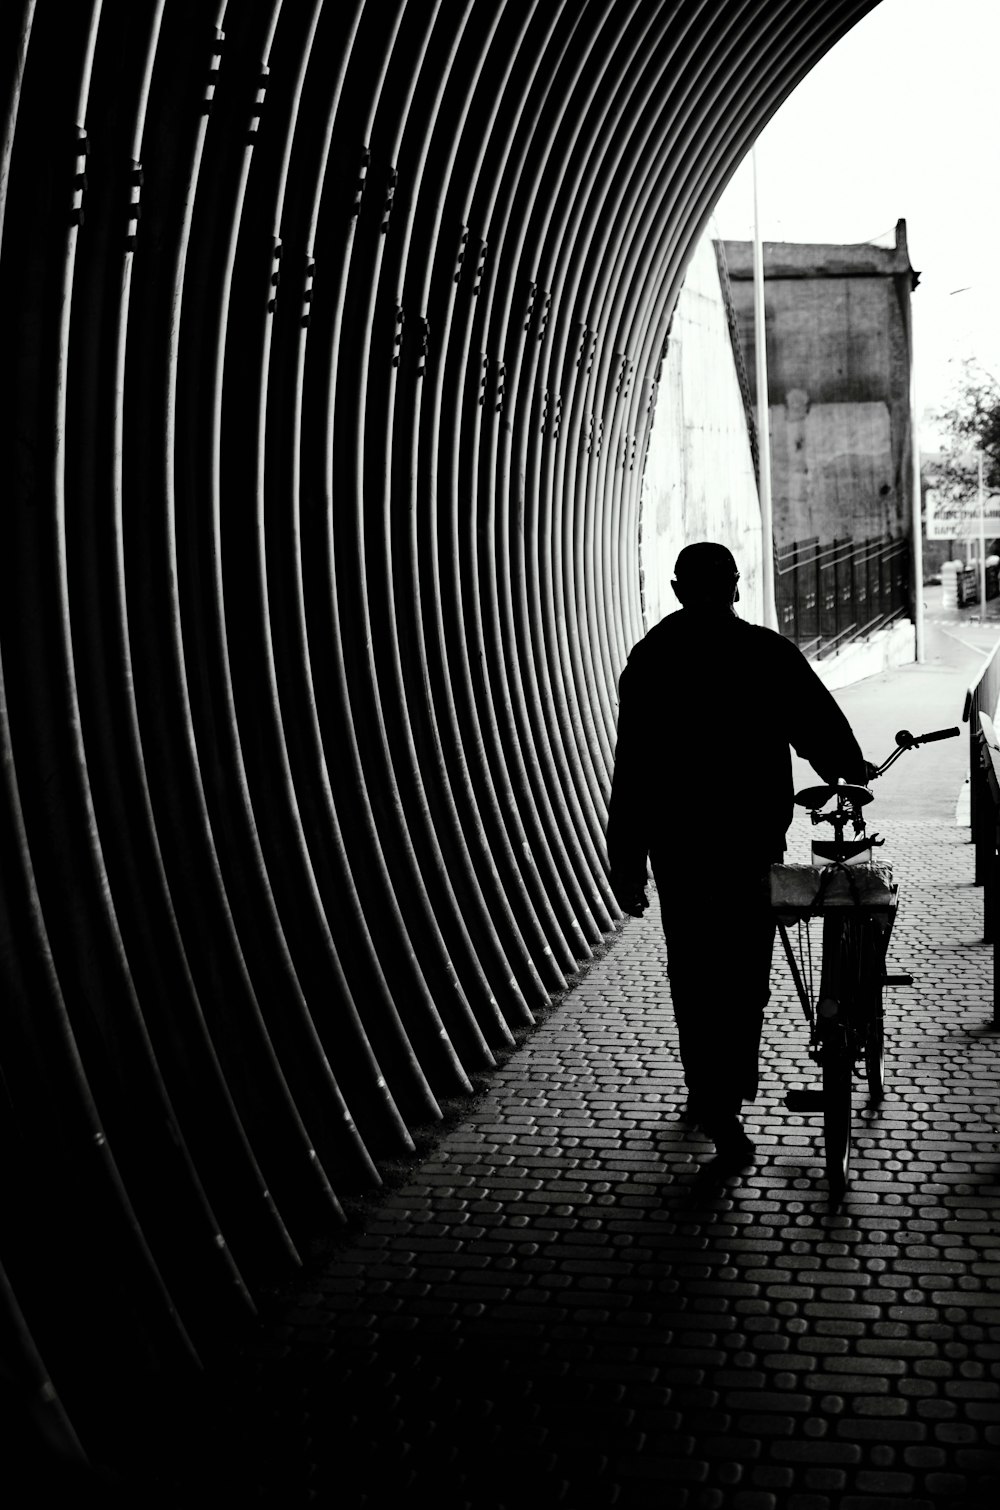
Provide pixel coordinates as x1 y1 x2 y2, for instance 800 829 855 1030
606 607 867 887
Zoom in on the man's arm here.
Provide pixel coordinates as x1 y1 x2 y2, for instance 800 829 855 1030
782 639 868 784
606 654 650 914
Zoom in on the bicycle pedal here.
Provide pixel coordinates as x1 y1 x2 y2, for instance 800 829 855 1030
884 973 913 987
785 1089 825 1111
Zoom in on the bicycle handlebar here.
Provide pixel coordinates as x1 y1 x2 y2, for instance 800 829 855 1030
895 726 961 749
870 724 961 780
799 726 961 832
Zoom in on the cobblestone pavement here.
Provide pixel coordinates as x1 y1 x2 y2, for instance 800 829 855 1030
197 812 1000 1510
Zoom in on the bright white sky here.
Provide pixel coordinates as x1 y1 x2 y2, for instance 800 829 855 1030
711 0 1000 449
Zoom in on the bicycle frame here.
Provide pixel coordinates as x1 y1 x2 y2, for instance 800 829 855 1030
774 724 959 1209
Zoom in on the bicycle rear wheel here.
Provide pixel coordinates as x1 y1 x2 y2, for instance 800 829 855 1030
823 1048 853 1209
818 914 863 1207
859 919 887 1103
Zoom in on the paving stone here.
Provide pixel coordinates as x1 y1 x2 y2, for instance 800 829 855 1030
773 1441 863 1465
803 1467 847 1490
836 1418 925 1441
840 1501 934 1510
855 1469 916 1493
178 810 1000 1508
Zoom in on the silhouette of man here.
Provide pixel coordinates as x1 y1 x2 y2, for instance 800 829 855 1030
606 541 868 1171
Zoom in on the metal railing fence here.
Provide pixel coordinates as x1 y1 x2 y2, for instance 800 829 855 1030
954 563 1000 608
963 637 1000 887
972 712 1000 1025
775 533 909 660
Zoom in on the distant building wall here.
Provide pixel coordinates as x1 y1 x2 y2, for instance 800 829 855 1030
720 223 917 552
640 230 763 630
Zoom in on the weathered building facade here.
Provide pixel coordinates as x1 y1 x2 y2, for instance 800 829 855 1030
721 222 919 551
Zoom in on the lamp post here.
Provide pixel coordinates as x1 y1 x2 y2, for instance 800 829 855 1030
944 296 999 616
909 314 925 660
752 146 778 631
978 448 987 615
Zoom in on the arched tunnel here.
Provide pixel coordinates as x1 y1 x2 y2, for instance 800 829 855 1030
0 0 878 1469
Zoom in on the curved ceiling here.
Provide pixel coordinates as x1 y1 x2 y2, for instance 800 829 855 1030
0 0 876 1457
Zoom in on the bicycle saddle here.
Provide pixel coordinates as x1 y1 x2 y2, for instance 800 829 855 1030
793 782 873 810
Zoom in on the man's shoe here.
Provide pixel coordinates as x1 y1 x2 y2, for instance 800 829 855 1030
712 1120 756 1171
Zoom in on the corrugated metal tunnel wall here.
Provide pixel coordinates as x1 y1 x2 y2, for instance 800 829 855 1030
0 0 876 1460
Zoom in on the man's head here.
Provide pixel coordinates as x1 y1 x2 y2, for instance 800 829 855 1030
671 541 740 609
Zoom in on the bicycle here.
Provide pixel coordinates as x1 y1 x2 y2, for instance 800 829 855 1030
771 724 960 1210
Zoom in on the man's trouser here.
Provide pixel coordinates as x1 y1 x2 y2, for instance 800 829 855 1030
651 858 776 1133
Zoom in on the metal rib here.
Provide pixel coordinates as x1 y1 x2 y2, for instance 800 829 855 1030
0 0 881 1451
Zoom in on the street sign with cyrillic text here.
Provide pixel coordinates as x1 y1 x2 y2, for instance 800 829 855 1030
925 488 1000 540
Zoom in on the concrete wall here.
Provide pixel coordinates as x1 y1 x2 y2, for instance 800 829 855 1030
640 230 763 630
722 226 916 553
770 397 894 542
